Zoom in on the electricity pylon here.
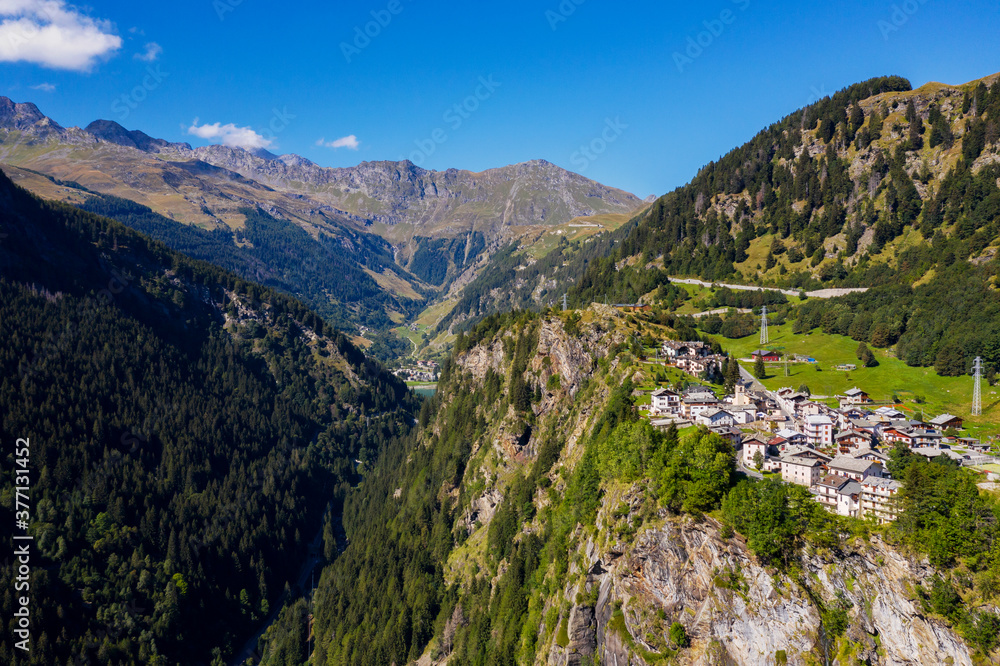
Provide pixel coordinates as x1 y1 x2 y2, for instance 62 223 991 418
972 356 983 416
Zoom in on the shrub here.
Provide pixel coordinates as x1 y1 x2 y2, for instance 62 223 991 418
669 622 689 648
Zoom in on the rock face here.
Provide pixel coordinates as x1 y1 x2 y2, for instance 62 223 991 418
556 517 973 666
182 150 643 230
85 119 191 153
0 96 644 324
433 310 983 666
0 97 641 236
0 97 57 133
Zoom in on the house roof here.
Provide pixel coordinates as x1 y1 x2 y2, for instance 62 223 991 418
840 480 864 496
844 388 867 396
862 477 901 491
741 434 769 446
782 444 829 459
850 418 875 428
775 428 805 439
828 456 881 474
805 414 833 425
699 408 731 419
911 448 966 461
852 446 887 458
929 413 961 425
783 454 825 467
875 407 905 418
816 473 852 490
651 388 677 397
683 393 718 404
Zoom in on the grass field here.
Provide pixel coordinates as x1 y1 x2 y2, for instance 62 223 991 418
672 283 716 315
708 321 1000 439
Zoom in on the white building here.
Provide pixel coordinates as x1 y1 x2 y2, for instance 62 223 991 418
841 387 871 405
813 474 862 517
804 414 834 447
650 388 680 414
781 454 827 487
727 405 758 425
682 393 719 420
827 455 883 482
696 408 735 428
742 434 771 470
860 477 902 524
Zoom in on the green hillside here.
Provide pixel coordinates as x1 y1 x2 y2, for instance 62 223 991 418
0 171 416 664
441 74 1000 379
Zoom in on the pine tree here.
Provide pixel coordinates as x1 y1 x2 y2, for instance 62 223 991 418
724 357 741 393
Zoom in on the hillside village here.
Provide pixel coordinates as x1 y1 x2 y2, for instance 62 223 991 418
644 338 1000 525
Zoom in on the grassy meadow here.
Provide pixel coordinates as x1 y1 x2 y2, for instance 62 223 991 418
708 321 1000 439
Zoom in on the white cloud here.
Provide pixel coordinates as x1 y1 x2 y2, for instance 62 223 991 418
186 119 273 150
30 81 55 91
0 0 122 71
316 135 360 150
134 41 161 62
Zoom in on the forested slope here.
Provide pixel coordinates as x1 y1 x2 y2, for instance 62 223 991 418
74 193 430 335
303 306 1000 664
0 170 416 664
441 74 1000 376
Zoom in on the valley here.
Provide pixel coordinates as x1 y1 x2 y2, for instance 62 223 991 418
3 15 1000 662
0 97 646 354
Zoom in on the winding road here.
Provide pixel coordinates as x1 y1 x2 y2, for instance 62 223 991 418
670 277 867 299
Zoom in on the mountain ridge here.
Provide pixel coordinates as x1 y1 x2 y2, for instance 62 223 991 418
430 72 1000 342
0 96 644 343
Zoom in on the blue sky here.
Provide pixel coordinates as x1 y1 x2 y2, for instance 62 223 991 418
1 0 999 198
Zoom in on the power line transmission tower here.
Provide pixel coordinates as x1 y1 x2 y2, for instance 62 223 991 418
760 306 769 346
973 356 983 416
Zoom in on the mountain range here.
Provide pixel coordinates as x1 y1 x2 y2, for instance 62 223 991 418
4 69 1000 666
0 97 644 351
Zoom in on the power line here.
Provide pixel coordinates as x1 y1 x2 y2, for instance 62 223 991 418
973 356 983 416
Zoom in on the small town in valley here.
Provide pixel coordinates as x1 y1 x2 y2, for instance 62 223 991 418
642 337 1000 524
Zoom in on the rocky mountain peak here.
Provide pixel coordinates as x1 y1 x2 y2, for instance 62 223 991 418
0 96 61 133
85 119 191 152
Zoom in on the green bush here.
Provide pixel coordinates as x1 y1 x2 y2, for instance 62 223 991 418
669 622 689 648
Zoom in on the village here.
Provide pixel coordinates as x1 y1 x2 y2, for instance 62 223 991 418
392 359 440 383
644 339 1000 525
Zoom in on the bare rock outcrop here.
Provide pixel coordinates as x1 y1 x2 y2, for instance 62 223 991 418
555 517 974 665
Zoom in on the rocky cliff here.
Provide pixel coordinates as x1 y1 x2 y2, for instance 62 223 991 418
0 99 642 238
426 307 989 666
546 512 975 665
